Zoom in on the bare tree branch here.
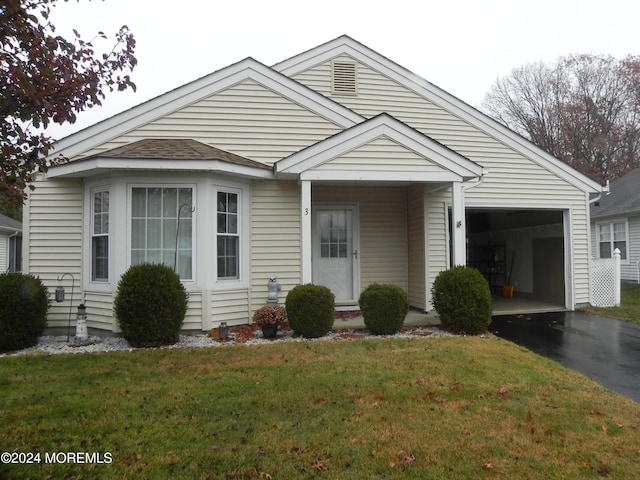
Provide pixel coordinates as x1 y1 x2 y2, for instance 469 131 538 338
481 54 640 183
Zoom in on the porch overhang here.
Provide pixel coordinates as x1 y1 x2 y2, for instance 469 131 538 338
299 170 466 183
280 114 484 286
275 113 484 181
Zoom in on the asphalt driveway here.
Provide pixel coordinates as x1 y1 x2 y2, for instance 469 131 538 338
490 311 640 403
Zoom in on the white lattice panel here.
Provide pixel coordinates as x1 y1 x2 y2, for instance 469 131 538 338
591 258 616 307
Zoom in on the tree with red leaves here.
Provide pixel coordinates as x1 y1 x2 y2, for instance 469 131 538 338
481 54 640 184
1 0 137 213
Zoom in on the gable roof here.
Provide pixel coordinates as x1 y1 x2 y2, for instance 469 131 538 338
591 168 640 218
51 57 364 161
0 213 21 233
48 139 272 179
276 113 483 182
274 35 603 194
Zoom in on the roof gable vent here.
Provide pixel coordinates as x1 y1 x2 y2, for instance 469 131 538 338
331 60 357 96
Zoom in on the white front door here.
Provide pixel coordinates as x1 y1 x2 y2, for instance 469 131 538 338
312 205 359 303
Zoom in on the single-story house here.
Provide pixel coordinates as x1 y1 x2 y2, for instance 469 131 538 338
591 168 640 283
0 213 22 273
24 35 605 332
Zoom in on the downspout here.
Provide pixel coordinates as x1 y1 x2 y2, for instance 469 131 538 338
589 180 610 204
462 168 489 194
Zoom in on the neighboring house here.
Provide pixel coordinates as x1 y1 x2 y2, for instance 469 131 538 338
591 168 640 283
24 35 604 332
0 213 22 272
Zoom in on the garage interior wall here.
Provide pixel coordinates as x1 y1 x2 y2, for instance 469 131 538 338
466 210 564 302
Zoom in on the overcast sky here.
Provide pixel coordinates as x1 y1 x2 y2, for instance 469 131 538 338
46 0 640 138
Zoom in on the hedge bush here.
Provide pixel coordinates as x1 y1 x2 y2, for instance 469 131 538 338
0 272 50 353
431 266 492 334
285 284 335 338
359 283 409 335
114 263 188 347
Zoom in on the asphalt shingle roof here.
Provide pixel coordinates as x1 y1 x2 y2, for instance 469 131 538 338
0 213 21 232
591 168 640 218
89 138 271 170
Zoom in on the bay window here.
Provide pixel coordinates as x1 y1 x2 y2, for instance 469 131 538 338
131 186 193 280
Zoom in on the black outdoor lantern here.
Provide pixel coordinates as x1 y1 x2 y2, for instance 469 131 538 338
55 285 65 302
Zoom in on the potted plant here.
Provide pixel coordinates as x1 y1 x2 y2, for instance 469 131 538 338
252 305 287 339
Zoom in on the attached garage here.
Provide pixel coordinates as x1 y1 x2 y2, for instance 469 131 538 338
465 208 568 312
27 35 604 332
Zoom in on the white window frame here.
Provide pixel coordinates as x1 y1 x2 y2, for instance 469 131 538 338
128 184 196 282
211 185 248 285
91 187 110 282
596 220 629 262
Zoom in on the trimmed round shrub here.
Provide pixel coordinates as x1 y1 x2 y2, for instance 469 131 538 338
114 263 188 347
359 283 409 335
0 272 50 353
285 284 335 338
431 266 492 335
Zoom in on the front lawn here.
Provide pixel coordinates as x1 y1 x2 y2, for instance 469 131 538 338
584 282 640 324
1 337 639 479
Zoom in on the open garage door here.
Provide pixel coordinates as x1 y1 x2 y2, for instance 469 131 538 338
465 209 567 314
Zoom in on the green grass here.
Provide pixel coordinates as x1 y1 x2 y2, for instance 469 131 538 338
1 337 639 479
584 282 640 324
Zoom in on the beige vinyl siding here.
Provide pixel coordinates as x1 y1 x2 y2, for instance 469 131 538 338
250 180 301 313
314 136 450 173
293 57 585 205
293 57 593 307
0 234 7 271
627 216 640 282
183 291 204 330
79 80 342 165
211 289 250 327
407 184 426 310
313 185 408 294
25 177 83 327
84 291 115 331
571 202 592 304
424 190 450 311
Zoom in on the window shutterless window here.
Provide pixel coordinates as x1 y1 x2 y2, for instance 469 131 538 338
91 190 109 281
8 234 21 272
217 191 239 279
131 187 193 280
597 221 627 260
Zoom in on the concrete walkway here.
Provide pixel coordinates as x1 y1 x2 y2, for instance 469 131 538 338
333 310 441 329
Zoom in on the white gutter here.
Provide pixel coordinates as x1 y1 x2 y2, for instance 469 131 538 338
462 168 489 193
589 180 610 204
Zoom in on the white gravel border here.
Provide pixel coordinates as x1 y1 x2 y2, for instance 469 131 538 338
0 326 457 357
